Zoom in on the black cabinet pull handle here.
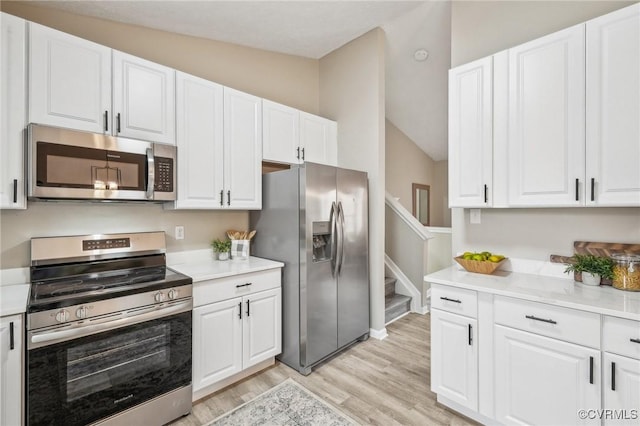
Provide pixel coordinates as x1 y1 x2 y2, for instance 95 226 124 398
468 324 472 346
104 110 109 132
630 338 640 344
9 322 14 350
12 179 17 203
589 356 594 384
220 190 224 206
611 362 616 391
575 178 579 201
484 184 488 203
301 147 305 161
525 315 557 325
590 178 595 202
238 301 242 319
440 296 462 304
116 113 121 133
235 283 252 288
296 147 300 160
246 299 250 316
227 190 231 206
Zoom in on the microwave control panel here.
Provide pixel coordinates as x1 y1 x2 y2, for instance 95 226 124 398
154 157 174 193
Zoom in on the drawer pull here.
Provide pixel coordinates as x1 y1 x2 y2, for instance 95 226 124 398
611 362 616 391
525 315 557 325
235 283 252 288
468 324 472 346
630 338 640 344
589 356 594 384
440 297 462 304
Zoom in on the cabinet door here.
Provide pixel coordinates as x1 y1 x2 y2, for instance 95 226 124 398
300 112 338 166
223 87 262 209
604 352 640 426
1 314 23 426
494 325 600 425
192 298 243 391
243 288 281 369
586 4 640 207
262 100 300 164
507 25 586 207
430 309 478 410
29 22 111 134
1 13 26 209
175 72 224 209
448 57 493 207
113 50 175 144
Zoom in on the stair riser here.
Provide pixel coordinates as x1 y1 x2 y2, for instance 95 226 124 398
385 278 396 298
385 299 411 323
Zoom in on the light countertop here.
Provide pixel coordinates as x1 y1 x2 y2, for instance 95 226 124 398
425 266 640 321
169 256 284 283
1 284 30 317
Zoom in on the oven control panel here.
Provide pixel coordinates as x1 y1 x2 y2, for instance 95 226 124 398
82 238 131 251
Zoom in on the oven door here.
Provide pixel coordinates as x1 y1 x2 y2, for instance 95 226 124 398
27 311 191 426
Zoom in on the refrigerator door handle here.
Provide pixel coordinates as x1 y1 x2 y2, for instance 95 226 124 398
336 201 345 275
329 202 338 277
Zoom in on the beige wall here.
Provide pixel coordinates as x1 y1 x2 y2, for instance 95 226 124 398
0 3 320 268
319 28 386 333
385 119 450 227
450 1 640 260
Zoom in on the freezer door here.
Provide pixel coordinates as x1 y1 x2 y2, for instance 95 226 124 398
336 167 370 347
302 163 338 367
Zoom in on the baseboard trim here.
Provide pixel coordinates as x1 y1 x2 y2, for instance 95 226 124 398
385 310 410 326
369 327 388 340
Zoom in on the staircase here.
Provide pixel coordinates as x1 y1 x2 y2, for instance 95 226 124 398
385 276 411 324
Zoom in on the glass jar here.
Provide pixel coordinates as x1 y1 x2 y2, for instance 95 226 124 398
610 253 640 291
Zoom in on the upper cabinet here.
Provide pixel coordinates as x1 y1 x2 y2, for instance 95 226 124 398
586 3 640 207
0 12 27 210
262 99 337 166
29 22 175 144
449 3 640 208
448 57 493 208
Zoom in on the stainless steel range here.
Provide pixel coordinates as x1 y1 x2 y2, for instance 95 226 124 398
26 231 193 426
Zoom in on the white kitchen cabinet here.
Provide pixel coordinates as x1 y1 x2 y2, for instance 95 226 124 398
586 3 640 207
174 72 224 209
300 111 337 166
604 352 640 426
1 314 23 426
262 99 300 164
430 309 478 411
494 324 600 425
29 22 111 134
448 56 493 208
506 24 586 207
112 50 175 144
192 269 281 396
0 12 27 210
223 87 262 209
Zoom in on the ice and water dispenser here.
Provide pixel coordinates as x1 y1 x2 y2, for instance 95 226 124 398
312 221 332 262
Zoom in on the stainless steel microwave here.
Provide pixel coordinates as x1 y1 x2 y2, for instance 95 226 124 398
28 124 176 202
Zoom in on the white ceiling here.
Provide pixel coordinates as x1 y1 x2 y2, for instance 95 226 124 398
26 0 450 161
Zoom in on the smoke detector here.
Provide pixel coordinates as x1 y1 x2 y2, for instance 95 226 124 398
414 49 429 62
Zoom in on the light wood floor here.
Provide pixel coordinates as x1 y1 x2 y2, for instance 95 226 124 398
171 313 478 426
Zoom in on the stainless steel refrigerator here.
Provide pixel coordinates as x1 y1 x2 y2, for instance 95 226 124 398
250 162 369 375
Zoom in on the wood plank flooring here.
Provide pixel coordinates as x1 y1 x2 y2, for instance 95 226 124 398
171 313 478 426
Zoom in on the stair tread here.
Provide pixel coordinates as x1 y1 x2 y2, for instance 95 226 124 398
384 276 397 285
385 293 411 309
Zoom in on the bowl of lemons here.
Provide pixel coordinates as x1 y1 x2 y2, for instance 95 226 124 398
454 251 507 275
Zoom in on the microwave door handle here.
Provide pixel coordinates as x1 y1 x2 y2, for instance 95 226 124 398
146 147 155 199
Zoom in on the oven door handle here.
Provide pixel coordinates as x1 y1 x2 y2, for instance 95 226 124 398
28 299 192 350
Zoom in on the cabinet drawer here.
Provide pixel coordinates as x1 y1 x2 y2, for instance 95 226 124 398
603 316 640 360
194 269 281 307
431 284 477 318
494 296 600 348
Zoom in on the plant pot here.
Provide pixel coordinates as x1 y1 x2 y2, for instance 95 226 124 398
217 251 230 261
581 272 601 286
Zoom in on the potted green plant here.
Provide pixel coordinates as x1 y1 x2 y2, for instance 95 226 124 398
564 254 614 286
211 238 231 261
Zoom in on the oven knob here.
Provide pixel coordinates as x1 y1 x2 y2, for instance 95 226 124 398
76 306 88 319
55 309 70 323
154 291 166 303
167 289 177 300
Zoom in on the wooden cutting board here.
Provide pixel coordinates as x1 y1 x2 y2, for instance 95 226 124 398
550 241 640 285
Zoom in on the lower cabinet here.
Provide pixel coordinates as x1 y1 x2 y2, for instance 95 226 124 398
603 352 640 425
1 314 23 426
192 270 281 396
494 325 600 425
